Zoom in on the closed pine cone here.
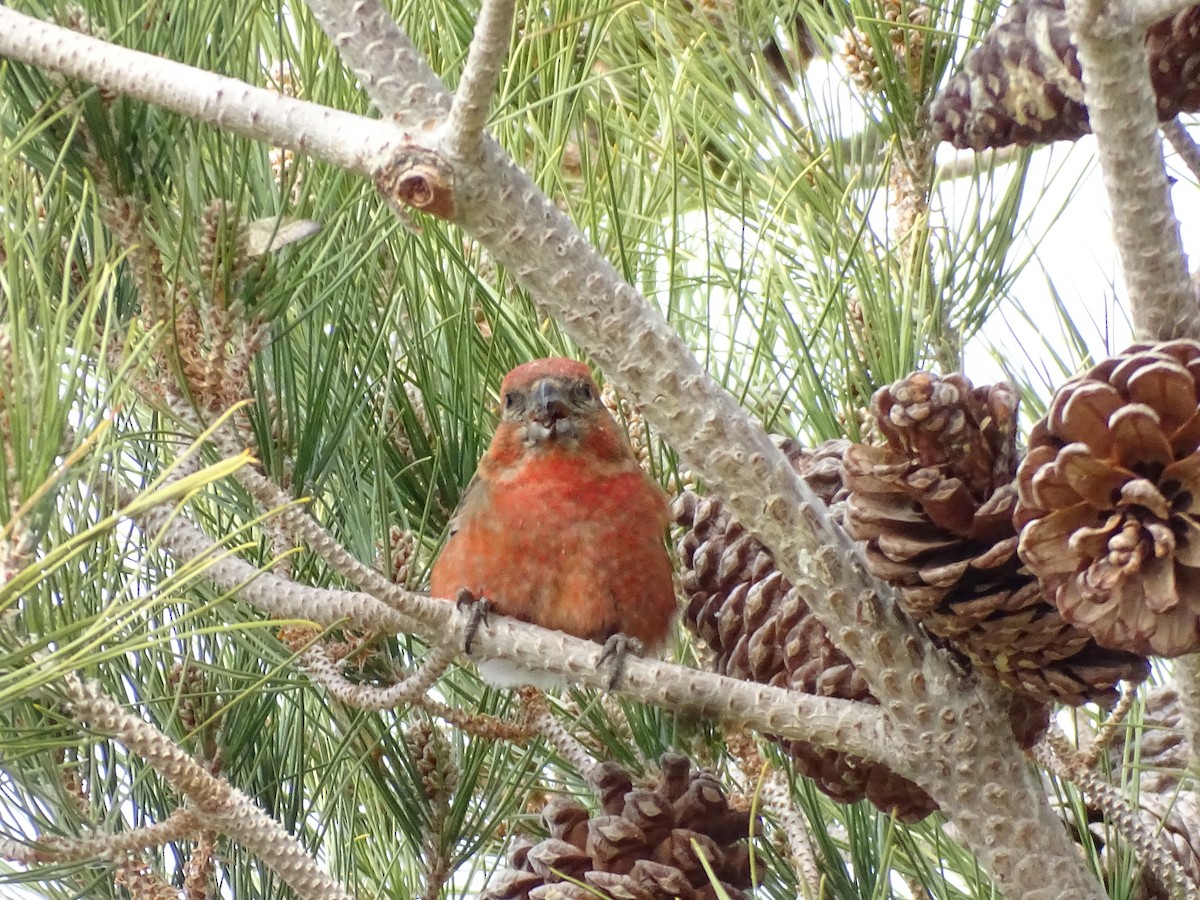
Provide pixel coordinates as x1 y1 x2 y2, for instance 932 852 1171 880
931 0 1200 150
482 754 755 900
1015 340 1200 657
677 438 941 822
845 372 1148 705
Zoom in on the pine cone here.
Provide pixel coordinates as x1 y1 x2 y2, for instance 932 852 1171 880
1015 340 1200 657
676 440 941 822
482 754 754 900
846 372 1148 705
931 0 1200 150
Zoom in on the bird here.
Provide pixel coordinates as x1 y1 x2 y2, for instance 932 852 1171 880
430 357 676 687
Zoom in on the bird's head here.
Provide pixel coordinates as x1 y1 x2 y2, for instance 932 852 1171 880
484 357 632 465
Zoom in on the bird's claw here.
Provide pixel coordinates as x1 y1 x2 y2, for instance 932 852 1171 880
455 588 491 655
598 633 644 690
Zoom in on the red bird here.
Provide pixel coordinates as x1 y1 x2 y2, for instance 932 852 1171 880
430 357 676 686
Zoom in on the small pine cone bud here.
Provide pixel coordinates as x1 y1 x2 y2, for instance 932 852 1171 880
1016 339 1200 656
408 720 457 803
543 796 589 849
590 761 634 815
524 839 590 882
481 868 542 900
587 815 648 875
621 789 676 847
628 859 696 900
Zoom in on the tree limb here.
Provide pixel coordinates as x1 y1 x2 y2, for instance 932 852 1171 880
443 0 517 163
1065 0 1196 340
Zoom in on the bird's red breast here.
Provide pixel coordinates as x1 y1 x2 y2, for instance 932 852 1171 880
430 358 676 652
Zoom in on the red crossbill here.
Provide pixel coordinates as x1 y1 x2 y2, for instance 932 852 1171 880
430 357 676 686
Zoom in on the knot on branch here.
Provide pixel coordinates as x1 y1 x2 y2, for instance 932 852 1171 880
375 151 455 219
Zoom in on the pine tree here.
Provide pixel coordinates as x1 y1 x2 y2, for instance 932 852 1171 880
1 0 1198 897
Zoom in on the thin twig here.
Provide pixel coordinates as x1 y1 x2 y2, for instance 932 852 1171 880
519 688 597 777
1065 0 1196 340
226 455 403 602
300 642 456 711
1163 119 1200 186
760 768 821 899
443 0 517 163
414 695 533 743
1079 686 1139 769
0 808 203 865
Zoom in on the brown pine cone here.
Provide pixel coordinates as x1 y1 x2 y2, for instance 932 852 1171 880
482 754 754 900
931 0 1200 150
675 441 941 822
1015 340 1200 657
846 372 1148 705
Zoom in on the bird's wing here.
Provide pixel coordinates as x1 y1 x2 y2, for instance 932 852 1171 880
446 472 486 537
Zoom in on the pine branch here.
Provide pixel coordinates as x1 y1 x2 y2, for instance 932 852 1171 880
304 0 449 125
1 808 202 865
0 7 396 178
60 675 353 900
443 0 517 163
104 470 892 762
1064 0 1196 340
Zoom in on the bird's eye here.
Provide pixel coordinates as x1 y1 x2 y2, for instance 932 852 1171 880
571 382 597 405
503 390 522 414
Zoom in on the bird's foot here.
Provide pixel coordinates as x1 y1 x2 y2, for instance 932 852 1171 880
598 633 644 690
455 588 491 654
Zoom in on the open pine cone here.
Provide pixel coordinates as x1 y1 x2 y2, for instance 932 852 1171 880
1015 340 1200 657
844 372 1148 705
483 754 755 900
930 0 1200 150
